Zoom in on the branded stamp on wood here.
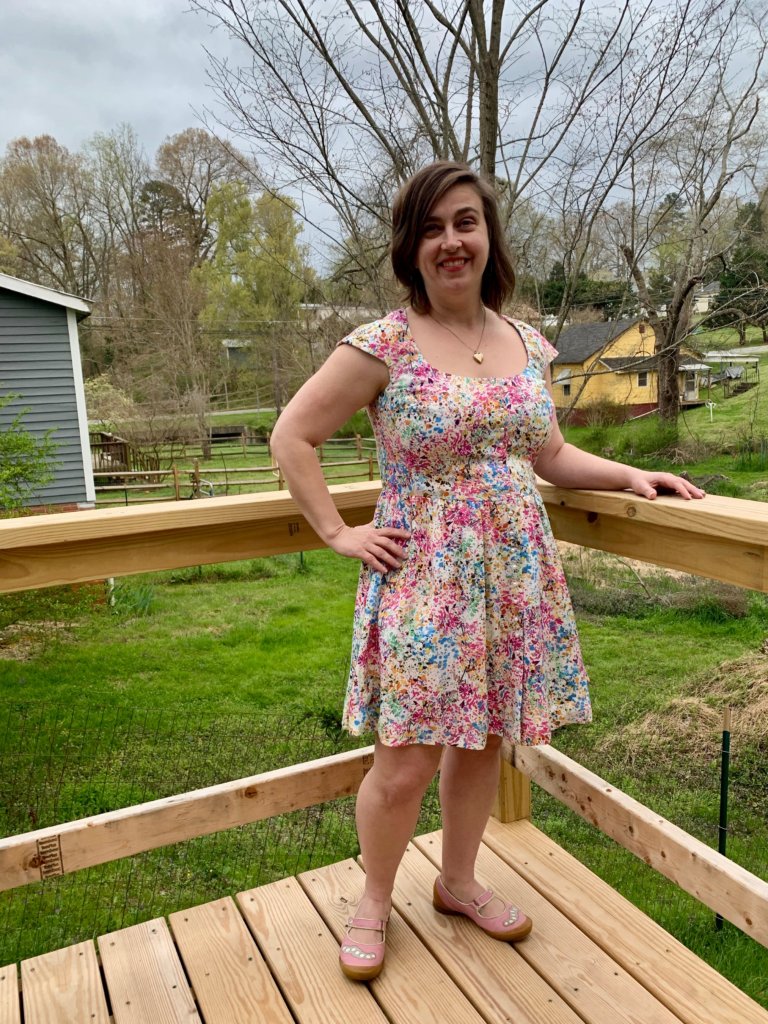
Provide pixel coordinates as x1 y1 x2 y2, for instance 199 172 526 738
34 835 64 879
288 521 301 536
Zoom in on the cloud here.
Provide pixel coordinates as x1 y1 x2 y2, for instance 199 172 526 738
0 0 236 157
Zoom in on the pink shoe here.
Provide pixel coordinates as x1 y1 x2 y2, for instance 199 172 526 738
433 875 532 941
339 916 387 981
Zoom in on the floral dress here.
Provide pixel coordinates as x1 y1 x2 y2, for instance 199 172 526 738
339 309 590 749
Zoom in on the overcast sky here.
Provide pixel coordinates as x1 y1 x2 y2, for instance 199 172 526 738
1 0 237 157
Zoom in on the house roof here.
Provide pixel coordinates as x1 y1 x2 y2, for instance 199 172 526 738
553 319 642 364
0 272 91 320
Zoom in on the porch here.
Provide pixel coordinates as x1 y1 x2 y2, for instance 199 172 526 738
6 814 766 1024
0 482 767 1022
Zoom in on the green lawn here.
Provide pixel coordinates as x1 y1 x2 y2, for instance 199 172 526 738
0 551 766 1002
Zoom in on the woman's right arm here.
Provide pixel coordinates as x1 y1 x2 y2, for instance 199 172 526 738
269 345 411 573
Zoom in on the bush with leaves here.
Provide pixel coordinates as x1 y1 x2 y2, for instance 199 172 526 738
0 392 58 512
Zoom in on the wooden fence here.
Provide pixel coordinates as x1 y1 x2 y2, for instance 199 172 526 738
0 483 766 949
91 436 379 506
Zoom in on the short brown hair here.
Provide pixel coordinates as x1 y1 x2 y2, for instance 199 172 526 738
391 161 515 314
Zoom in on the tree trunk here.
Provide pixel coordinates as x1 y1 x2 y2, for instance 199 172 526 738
655 325 680 424
272 343 283 417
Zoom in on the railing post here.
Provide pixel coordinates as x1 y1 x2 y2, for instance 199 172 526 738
492 755 531 823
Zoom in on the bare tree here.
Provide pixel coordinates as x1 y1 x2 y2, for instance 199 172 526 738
156 128 249 262
0 135 104 296
618 10 767 419
191 0 755 343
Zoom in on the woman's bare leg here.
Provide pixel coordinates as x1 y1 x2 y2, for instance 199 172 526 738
351 737 443 939
438 736 507 911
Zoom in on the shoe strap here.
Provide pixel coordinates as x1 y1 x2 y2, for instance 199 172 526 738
348 916 386 930
472 889 495 910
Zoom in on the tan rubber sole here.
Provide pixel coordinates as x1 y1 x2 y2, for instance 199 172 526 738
340 960 384 981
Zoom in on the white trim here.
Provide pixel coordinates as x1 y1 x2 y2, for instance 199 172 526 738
0 272 91 317
66 308 96 502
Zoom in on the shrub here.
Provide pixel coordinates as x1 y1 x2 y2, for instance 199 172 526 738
0 392 58 512
614 419 679 460
332 410 374 438
582 397 629 427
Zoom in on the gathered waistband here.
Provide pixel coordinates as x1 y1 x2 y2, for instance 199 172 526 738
381 476 536 502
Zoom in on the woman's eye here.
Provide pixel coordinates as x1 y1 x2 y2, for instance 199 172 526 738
459 218 476 229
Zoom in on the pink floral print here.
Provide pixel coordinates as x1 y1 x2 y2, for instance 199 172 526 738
339 309 591 749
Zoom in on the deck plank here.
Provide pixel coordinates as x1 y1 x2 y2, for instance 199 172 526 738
237 875 388 1024
484 817 768 1024
0 966 19 1024
298 858 488 1024
169 896 294 1024
391 842 584 1024
415 830 681 1024
20 941 109 1024
98 918 201 1024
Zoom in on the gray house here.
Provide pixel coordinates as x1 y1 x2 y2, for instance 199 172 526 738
0 272 95 509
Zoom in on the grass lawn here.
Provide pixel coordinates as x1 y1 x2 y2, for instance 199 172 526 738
0 550 766 1003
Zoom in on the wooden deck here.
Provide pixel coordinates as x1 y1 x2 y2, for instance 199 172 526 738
3 820 766 1024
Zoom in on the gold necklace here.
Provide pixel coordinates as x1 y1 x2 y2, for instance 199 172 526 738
428 307 488 363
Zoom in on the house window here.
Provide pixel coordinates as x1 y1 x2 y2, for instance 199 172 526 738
637 371 648 388
562 383 571 397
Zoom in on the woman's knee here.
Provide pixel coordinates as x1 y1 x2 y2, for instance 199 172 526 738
371 744 441 807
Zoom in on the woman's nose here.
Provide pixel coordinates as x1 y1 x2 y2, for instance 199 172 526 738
441 229 461 249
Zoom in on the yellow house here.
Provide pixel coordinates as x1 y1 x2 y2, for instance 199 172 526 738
552 319 706 423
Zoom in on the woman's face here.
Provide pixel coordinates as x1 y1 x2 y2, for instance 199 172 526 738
415 183 490 306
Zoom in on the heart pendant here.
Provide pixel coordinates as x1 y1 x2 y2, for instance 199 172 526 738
473 352 484 364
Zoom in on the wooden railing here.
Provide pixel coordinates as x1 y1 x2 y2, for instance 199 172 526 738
0 482 767 948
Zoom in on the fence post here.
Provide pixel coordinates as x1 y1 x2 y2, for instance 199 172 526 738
192 459 201 498
172 465 181 501
492 757 531 823
355 433 362 458
277 466 285 491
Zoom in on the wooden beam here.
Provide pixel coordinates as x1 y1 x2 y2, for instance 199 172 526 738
0 486 377 593
0 746 373 893
543 493 768 591
492 744 531 822
1 482 767 594
513 744 768 946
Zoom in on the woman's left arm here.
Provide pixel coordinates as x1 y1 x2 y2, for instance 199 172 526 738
533 370 705 501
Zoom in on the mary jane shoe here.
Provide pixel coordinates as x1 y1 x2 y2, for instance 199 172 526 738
339 916 387 981
433 875 532 941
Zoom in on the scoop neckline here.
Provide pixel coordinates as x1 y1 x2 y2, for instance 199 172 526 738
402 309 532 382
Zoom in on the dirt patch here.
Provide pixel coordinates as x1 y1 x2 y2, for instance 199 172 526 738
0 621 76 660
599 651 768 761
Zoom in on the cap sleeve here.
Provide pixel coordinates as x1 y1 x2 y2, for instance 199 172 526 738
512 320 558 374
336 311 412 375
537 333 558 366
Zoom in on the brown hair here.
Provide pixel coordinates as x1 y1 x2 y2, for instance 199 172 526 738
390 161 515 314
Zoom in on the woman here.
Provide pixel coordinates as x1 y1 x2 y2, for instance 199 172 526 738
270 161 703 981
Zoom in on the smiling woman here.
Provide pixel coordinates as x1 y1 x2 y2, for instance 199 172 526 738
268 159 704 983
